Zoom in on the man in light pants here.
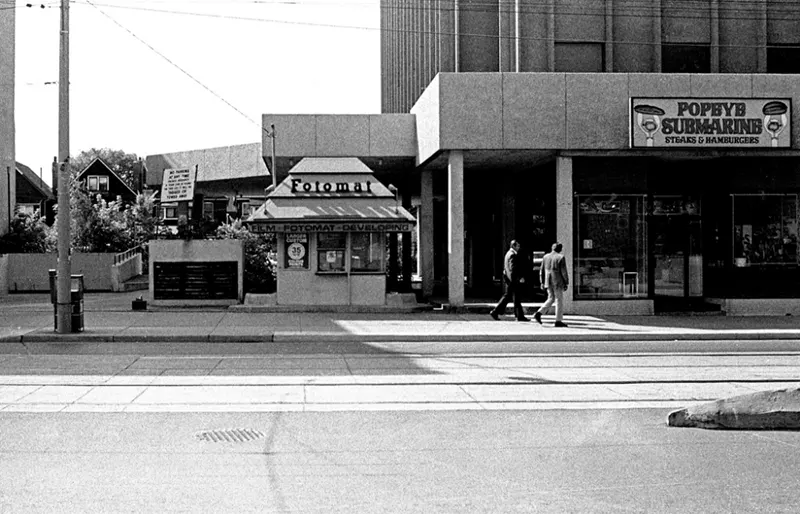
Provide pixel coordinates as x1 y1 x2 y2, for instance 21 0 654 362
534 242 569 327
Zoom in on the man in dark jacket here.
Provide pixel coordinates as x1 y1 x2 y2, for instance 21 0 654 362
490 240 530 322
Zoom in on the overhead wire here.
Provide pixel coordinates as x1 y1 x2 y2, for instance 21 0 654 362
70 0 800 49
82 0 271 137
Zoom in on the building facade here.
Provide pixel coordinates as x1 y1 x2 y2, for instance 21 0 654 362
0 6 15 235
259 1 800 315
380 0 800 113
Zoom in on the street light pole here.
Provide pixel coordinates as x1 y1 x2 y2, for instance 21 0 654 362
55 0 71 333
269 124 276 191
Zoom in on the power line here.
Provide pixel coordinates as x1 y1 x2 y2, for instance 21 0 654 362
83 0 269 137
71 1 800 50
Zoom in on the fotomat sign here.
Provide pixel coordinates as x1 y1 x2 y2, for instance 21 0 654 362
630 98 791 148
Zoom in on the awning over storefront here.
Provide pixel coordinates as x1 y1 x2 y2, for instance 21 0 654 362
244 157 415 233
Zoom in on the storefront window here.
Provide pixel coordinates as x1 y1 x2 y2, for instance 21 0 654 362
351 233 384 272
317 232 347 272
574 195 647 299
732 194 798 267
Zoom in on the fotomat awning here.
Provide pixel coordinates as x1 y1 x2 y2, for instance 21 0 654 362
243 157 415 233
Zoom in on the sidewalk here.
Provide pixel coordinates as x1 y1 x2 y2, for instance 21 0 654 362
3 291 800 345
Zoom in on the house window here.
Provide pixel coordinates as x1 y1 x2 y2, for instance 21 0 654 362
317 232 347 273
203 202 214 219
662 44 710 73
16 204 39 216
554 42 604 72
351 233 384 272
162 206 177 220
767 45 800 74
732 194 798 267
87 175 109 192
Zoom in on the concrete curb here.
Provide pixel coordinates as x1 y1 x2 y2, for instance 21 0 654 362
668 388 800 429
5 330 800 344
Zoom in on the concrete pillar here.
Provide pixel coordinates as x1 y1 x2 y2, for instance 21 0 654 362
448 150 465 306
710 0 719 73
419 169 435 299
401 191 412 291
604 0 614 72
757 0 767 73
556 156 574 312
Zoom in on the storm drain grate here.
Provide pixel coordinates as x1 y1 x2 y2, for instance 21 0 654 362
195 428 267 443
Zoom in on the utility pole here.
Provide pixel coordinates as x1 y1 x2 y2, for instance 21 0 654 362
267 124 276 191
55 0 71 333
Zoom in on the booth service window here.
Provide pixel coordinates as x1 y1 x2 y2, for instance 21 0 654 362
574 195 648 299
351 233 384 272
317 233 347 272
316 232 385 273
733 194 798 267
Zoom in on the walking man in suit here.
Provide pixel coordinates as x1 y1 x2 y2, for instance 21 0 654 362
534 242 569 327
490 240 530 322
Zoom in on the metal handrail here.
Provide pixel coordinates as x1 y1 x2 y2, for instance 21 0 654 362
113 245 144 266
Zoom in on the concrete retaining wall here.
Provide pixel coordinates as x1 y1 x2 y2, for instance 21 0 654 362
4 253 115 292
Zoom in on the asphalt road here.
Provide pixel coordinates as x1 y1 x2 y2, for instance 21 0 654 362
1 409 799 513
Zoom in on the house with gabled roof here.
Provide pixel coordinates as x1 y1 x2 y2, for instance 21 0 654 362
75 158 138 207
15 162 55 223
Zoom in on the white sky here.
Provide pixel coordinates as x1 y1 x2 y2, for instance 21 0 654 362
14 0 381 184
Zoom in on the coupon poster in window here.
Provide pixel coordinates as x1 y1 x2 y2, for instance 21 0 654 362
284 233 308 269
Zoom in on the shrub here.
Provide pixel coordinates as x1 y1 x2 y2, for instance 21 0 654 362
215 220 277 294
0 212 52 253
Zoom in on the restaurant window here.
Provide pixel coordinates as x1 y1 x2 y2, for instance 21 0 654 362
351 233 384 272
662 44 710 73
574 195 648 299
317 232 347 273
732 194 798 267
87 175 109 192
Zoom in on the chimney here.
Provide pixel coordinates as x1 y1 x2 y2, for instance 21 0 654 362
51 156 58 196
132 158 144 192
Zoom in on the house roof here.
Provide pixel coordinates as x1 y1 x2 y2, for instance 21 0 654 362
144 142 267 186
16 161 54 200
76 158 137 197
245 157 415 227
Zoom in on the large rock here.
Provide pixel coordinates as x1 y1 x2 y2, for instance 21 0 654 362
668 388 800 429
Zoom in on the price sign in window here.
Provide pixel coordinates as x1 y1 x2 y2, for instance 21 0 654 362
284 233 309 269
317 233 346 272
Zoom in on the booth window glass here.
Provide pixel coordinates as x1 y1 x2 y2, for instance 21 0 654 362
574 195 648 299
317 232 347 272
732 194 798 267
351 233 384 272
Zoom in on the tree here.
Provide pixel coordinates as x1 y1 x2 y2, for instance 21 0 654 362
69 148 140 191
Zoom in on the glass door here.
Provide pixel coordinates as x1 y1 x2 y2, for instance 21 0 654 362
650 196 703 298
652 215 686 297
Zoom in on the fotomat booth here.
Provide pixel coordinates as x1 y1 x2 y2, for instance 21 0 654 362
244 157 416 307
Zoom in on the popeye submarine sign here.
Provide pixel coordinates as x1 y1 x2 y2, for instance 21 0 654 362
630 98 791 148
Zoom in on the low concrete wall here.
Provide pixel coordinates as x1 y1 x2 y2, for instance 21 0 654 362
149 239 244 306
710 298 800 316
571 299 655 316
5 253 116 292
110 253 143 292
